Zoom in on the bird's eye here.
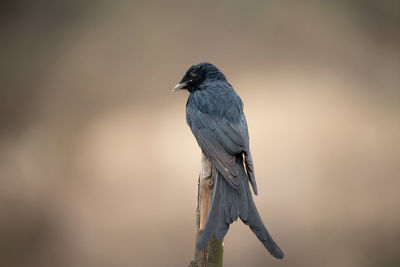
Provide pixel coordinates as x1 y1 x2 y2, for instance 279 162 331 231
190 73 196 78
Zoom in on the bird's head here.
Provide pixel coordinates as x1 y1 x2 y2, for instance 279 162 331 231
173 62 226 93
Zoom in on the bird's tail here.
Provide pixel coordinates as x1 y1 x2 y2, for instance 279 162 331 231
197 157 284 259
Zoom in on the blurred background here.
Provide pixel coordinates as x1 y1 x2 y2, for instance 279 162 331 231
1 0 399 266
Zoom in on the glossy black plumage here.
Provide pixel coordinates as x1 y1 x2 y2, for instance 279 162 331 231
175 62 284 259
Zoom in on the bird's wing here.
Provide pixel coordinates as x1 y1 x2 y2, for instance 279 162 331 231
189 111 248 188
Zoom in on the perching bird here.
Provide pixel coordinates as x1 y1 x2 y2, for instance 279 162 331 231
173 62 284 259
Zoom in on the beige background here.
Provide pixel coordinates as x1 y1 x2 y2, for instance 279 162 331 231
1 1 399 266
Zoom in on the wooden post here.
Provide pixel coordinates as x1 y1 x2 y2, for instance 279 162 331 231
189 153 224 267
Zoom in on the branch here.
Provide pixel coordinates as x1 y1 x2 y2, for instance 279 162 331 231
189 153 224 267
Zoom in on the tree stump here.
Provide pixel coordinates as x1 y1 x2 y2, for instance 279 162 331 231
189 153 224 267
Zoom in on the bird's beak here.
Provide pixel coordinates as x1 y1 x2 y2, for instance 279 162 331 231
172 81 188 92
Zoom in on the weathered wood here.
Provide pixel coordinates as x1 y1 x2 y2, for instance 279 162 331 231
189 153 224 267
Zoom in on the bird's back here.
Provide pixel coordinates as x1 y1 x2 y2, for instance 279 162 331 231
186 81 243 131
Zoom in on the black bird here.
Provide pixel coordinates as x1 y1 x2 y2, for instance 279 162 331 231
173 62 284 259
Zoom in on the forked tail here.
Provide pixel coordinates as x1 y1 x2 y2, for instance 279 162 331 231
197 157 284 259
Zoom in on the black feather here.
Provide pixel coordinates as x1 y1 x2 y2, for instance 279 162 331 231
196 157 284 259
177 62 284 259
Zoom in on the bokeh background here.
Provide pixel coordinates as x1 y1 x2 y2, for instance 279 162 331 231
1 1 399 266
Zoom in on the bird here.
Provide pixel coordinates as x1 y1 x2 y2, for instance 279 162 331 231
173 62 284 259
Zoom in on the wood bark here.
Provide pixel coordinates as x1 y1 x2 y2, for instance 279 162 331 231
189 153 224 267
